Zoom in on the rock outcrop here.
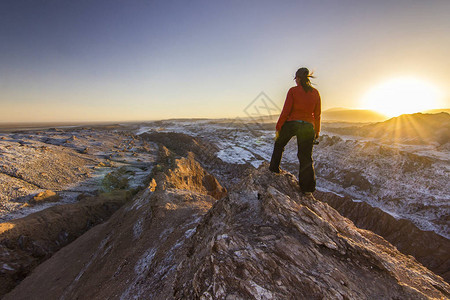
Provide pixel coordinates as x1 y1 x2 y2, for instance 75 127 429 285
174 167 449 299
141 132 250 185
4 151 449 299
0 190 131 297
317 191 450 283
313 134 449 238
30 190 60 204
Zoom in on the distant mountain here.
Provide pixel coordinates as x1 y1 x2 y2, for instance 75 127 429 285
322 108 387 123
422 108 450 114
323 107 347 112
329 112 450 145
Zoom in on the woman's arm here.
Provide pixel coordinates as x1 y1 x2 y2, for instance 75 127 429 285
314 91 321 137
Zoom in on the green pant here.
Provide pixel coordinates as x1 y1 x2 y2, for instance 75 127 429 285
269 121 316 192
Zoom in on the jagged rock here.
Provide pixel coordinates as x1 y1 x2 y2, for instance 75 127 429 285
141 132 219 163
174 166 449 299
3 148 225 300
0 190 131 297
30 190 60 204
4 155 449 299
317 191 450 282
161 152 226 200
141 132 253 185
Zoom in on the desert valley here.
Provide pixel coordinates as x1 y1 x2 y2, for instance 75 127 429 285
0 111 449 299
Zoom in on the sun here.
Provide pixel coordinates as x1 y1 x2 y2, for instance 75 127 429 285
360 78 443 118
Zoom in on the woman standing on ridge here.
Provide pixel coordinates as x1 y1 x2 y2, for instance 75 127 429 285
269 67 321 195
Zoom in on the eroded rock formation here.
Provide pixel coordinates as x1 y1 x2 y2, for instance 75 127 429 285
317 191 450 282
174 167 449 299
0 190 131 296
4 150 449 299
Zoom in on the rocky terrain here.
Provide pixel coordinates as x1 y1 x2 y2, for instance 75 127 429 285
0 125 158 295
0 117 449 298
0 125 157 221
138 131 450 281
0 190 132 296
312 134 449 238
132 114 450 239
316 191 450 283
3 144 448 299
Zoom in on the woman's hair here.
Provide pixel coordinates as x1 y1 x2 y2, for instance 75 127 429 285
295 67 315 92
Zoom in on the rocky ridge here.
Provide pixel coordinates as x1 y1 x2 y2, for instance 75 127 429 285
4 147 449 299
0 190 132 297
306 134 449 237
135 118 450 239
316 191 450 283
144 132 450 284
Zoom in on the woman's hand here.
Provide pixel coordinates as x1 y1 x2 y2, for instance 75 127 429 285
274 131 279 141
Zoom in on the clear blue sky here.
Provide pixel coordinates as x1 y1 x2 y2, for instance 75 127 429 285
1 0 449 122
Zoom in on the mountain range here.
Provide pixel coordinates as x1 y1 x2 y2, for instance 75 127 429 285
321 107 450 123
327 112 450 145
322 108 388 123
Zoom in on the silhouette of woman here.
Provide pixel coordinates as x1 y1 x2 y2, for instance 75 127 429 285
269 67 321 195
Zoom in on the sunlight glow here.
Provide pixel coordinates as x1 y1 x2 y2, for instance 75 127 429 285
360 78 443 117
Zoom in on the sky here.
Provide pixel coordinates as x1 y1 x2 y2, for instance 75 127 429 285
1 0 449 122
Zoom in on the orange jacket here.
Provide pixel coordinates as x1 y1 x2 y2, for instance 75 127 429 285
275 85 321 133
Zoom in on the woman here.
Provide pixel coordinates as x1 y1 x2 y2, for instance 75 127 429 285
269 67 321 195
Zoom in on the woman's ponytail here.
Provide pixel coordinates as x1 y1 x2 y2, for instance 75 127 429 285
295 67 314 92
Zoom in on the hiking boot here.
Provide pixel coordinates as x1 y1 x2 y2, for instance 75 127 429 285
269 167 280 174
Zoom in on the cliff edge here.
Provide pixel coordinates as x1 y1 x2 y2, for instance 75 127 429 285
4 148 449 299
